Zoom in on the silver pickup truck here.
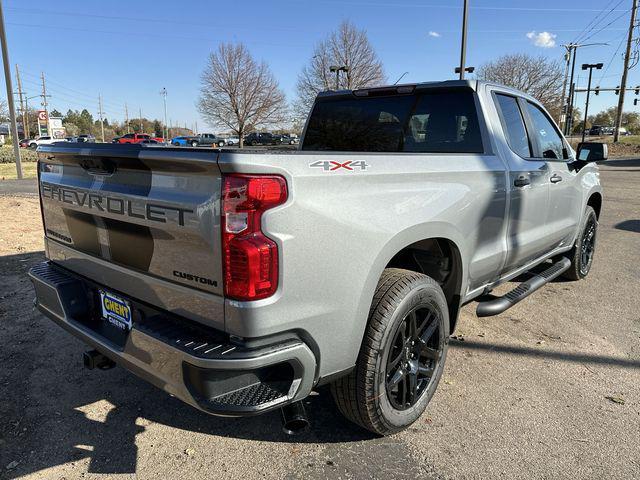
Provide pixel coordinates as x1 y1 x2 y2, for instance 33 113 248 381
29 80 604 436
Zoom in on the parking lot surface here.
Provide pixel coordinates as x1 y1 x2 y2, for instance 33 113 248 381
0 159 638 479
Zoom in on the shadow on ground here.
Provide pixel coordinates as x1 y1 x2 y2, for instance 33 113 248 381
598 158 640 170
0 252 376 479
615 219 640 233
449 339 640 370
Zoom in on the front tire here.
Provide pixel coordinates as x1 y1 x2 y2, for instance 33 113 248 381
331 268 449 436
191 141 198 147
563 206 598 280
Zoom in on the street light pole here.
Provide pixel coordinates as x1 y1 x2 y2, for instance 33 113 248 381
581 62 603 143
329 66 349 90
0 0 22 179
458 0 469 80
562 42 608 135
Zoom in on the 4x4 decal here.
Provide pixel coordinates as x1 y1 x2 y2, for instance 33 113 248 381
309 160 369 172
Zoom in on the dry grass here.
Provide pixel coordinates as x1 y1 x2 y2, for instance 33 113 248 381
0 197 43 255
0 162 38 180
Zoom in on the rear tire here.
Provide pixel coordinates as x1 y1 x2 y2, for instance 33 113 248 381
191 141 198 147
563 206 598 281
331 268 449 436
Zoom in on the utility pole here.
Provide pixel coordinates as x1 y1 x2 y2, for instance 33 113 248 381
40 72 49 117
195 120 198 135
458 0 469 79
559 45 572 128
124 103 130 133
139 107 143 132
614 0 638 143
98 94 105 142
0 0 22 179
160 87 168 140
581 63 604 143
15 63 27 139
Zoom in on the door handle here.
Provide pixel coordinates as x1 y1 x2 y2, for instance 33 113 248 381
550 174 563 184
514 176 531 187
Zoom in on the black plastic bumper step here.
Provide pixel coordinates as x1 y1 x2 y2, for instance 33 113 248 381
476 257 571 317
207 381 290 410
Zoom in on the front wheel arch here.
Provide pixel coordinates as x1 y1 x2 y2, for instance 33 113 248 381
587 192 602 219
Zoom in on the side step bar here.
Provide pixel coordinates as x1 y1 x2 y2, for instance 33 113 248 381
476 257 571 317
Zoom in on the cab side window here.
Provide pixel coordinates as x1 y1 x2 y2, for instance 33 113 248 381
525 102 567 160
495 94 531 158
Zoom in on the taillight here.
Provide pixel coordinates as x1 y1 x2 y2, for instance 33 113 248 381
222 174 287 301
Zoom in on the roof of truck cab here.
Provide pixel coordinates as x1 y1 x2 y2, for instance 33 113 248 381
316 80 479 99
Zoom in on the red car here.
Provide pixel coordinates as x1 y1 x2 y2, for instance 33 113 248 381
115 133 164 144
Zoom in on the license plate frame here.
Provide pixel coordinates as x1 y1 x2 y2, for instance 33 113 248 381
99 290 133 332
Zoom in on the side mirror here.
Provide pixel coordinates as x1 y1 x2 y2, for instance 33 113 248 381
576 142 608 162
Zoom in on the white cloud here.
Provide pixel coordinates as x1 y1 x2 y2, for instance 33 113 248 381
526 31 557 48
428 31 441 38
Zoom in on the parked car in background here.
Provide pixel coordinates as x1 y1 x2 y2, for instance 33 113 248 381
225 136 239 146
588 125 606 136
19 138 33 148
171 136 191 146
78 134 96 143
189 133 226 147
280 134 300 145
244 132 282 146
116 133 164 144
171 134 226 147
29 136 68 149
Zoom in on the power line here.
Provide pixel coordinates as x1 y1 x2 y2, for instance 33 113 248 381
581 7 632 43
19 68 127 110
597 33 628 83
574 0 625 44
17 77 126 116
6 21 309 49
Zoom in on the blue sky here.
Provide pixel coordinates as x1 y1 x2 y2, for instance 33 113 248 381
2 0 637 130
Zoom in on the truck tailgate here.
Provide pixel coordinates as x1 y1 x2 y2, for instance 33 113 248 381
37 144 225 329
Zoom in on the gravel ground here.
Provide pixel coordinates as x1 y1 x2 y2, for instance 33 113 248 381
0 160 638 479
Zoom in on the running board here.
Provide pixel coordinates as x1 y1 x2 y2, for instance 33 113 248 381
476 257 571 318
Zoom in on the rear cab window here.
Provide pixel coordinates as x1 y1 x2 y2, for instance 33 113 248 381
302 89 484 153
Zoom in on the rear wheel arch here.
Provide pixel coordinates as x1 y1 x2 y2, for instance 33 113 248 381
384 237 464 334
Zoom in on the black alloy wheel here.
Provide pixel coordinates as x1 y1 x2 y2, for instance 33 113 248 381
385 304 442 410
580 216 597 276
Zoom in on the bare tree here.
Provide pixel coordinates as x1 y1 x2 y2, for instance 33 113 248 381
294 21 386 119
477 53 564 119
0 98 8 123
197 43 286 148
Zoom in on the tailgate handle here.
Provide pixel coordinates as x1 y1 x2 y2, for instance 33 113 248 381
79 158 116 176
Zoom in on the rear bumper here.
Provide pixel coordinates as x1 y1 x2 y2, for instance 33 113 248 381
28 261 317 416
